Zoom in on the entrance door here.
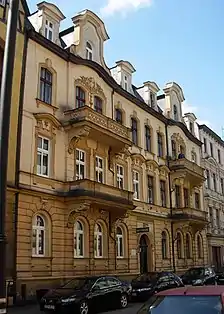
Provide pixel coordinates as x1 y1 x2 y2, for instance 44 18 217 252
139 235 148 274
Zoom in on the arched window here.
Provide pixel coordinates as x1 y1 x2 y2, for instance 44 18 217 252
86 42 93 60
94 96 103 114
173 105 178 120
116 227 124 258
176 232 183 259
74 220 84 258
186 233 192 259
39 67 52 104
161 231 168 259
197 234 203 259
131 118 138 145
32 215 45 256
115 108 123 124
94 223 103 258
76 86 85 108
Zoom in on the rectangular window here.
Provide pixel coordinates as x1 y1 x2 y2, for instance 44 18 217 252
116 165 124 189
175 185 181 208
189 122 194 133
184 188 189 207
147 175 154 204
218 149 221 164
37 137 50 177
45 19 53 41
210 142 213 157
206 169 210 189
150 93 155 108
203 138 207 153
131 118 138 146
133 171 140 200
221 178 224 194
209 207 213 228
171 140 177 159
195 192 200 209
124 75 128 91
213 173 216 192
95 156 104 183
145 126 151 152
216 209 220 229
157 133 163 157
39 67 52 104
160 180 166 207
76 149 85 180
115 109 122 124
94 96 103 114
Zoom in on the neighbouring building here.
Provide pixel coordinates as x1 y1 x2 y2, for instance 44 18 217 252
0 0 29 292
16 1 208 297
198 124 224 270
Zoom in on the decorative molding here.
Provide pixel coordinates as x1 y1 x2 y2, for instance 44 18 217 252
68 126 91 153
45 58 52 68
36 199 52 212
74 76 106 100
131 153 145 167
34 113 61 137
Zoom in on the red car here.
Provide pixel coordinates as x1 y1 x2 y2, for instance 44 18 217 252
137 286 224 314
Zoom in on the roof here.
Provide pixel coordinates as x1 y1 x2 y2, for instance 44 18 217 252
198 124 224 148
157 286 224 296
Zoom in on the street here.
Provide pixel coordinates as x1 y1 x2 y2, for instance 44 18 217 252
8 302 143 314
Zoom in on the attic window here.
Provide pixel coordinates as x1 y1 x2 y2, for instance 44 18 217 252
150 93 155 108
189 122 194 133
173 105 178 120
45 20 53 41
124 76 128 91
86 42 93 60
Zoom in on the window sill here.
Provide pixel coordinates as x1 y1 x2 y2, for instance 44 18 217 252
36 98 58 113
32 256 52 259
74 256 85 259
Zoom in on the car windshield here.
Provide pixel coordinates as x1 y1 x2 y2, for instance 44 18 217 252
62 278 96 290
138 296 222 314
135 273 159 283
184 268 205 277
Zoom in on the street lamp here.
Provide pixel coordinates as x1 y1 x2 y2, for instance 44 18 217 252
0 0 20 312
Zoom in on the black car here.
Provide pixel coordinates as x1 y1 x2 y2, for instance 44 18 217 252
215 267 224 285
131 272 184 301
40 276 132 314
181 266 217 286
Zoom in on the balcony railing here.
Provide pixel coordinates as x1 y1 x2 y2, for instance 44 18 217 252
171 207 208 222
169 158 204 177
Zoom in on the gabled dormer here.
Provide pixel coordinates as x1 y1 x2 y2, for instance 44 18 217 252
110 60 135 94
29 1 65 46
163 82 185 121
60 10 109 71
183 112 197 136
136 81 160 110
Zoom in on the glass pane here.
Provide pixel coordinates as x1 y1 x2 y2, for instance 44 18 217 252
38 230 44 255
37 216 44 226
74 233 77 256
43 139 49 151
38 137 42 149
98 235 102 256
99 158 103 169
79 234 83 256
99 171 103 183
48 30 52 41
119 237 123 256
42 154 48 176
80 151 85 162
32 229 37 252
80 165 85 179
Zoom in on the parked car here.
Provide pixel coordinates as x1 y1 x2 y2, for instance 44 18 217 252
215 268 224 285
131 272 184 301
137 286 224 314
181 266 217 286
39 275 132 314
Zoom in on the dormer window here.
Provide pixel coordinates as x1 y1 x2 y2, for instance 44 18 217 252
124 75 128 91
45 20 53 41
86 42 93 60
173 105 178 121
189 122 194 133
150 93 155 108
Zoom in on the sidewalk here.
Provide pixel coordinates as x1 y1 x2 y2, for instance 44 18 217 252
8 304 39 314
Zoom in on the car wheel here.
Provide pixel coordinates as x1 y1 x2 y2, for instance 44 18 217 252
79 300 89 314
120 293 128 309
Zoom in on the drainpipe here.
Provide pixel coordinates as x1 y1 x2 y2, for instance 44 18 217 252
111 89 114 120
165 124 176 273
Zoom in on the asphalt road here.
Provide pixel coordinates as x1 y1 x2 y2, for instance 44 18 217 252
8 302 143 314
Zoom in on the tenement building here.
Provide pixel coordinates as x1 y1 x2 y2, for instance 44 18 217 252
198 124 224 270
0 0 29 290
16 1 208 296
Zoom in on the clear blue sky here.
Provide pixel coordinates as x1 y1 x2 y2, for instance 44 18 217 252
27 0 224 137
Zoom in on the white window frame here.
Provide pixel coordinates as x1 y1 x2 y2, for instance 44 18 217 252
76 149 85 180
116 164 124 189
86 42 93 60
116 227 124 258
37 136 50 177
94 224 103 258
32 215 45 257
45 19 53 41
124 75 128 91
74 221 84 258
133 170 140 200
96 156 104 183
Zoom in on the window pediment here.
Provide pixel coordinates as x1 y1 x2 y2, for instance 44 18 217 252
34 113 61 137
159 165 170 177
131 154 145 167
74 76 106 103
146 160 159 172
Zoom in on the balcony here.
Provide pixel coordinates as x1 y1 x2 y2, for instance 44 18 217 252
63 106 131 153
170 207 208 231
169 158 205 187
66 179 135 213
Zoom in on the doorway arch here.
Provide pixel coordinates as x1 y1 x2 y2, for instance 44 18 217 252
139 234 150 274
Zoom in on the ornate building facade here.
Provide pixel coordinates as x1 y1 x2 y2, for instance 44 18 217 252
16 2 208 296
198 124 224 270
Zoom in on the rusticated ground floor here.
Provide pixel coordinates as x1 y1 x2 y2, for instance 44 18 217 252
15 190 209 300
207 235 224 270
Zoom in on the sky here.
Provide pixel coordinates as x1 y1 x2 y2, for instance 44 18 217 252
27 0 224 137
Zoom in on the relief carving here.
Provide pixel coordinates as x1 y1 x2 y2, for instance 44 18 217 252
74 76 106 100
67 202 91 227
68 126 91 153
131 154 145 167
36 199 51 212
